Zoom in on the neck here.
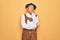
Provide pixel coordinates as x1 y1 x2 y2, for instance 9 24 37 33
27 11 33 15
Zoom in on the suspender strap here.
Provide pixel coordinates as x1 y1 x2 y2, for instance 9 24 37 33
24 14 33 23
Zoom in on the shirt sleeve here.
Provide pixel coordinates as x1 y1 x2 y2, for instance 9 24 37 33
32 16 39 29
35 16 38 24
21 14 28 29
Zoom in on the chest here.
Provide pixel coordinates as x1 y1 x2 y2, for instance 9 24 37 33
24 14 36 23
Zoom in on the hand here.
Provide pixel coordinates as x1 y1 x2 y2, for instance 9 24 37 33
36 22 40 26
35 23 40 30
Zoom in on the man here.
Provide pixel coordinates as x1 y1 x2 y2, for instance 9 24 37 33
21 3 39 40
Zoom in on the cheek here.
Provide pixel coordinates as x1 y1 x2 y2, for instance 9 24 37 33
28 8 34 11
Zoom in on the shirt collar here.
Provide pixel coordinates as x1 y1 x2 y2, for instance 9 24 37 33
26 12 34 18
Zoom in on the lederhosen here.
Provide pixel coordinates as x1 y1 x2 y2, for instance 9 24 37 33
22 14 37 40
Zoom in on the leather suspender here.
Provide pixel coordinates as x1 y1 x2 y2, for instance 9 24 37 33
24 14 33 23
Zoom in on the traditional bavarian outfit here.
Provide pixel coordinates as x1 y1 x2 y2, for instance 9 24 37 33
21 12 39 40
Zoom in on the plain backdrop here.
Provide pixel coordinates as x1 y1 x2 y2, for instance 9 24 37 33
0 0 60 40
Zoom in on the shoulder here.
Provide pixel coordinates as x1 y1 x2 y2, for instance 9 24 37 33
21 14 25 17
21 13 26 16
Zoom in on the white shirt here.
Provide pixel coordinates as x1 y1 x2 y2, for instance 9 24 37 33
21 12 38 29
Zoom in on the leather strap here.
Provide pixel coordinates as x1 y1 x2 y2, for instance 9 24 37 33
24 14 33 23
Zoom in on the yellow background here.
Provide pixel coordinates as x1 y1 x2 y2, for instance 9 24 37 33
0 0 60 40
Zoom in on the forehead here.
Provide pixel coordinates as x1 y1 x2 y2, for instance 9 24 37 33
28 5 34 7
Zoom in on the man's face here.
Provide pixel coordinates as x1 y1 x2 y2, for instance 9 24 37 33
27 5 34 12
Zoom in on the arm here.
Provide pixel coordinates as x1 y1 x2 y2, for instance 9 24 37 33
36 16 40 29
34 15 40 30
21 14 28 29
21 14 36 29
31 15 39 29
